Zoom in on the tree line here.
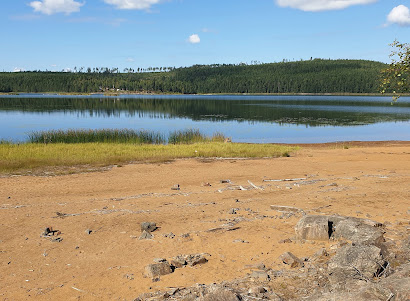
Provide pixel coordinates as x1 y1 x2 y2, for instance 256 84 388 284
0 59 387 94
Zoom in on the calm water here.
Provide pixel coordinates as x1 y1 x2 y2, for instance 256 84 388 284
1 94 410 143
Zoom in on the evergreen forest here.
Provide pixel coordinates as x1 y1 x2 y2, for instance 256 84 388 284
0 59 387 94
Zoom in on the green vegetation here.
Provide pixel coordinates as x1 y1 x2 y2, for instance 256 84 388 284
27 129 227 145
28 129 166 144
0 142 297 174
0 59 386 94
168 129 226 144
381 40 410 101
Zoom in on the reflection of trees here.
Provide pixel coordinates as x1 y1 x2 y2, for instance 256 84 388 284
0 96 409 127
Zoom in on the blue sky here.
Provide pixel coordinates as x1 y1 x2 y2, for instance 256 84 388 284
1 0 410 72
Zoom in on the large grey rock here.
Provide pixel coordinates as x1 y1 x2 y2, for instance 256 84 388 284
333 219 384 246
295 215 384 245
144 261 173 278
295 215 330 241
328 245 385 284
379 262 410 301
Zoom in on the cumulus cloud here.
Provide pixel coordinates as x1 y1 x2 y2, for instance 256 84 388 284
30 0 84 15
275 0 377 12
104 0 161 10
188 34 200 44
387 5 410 26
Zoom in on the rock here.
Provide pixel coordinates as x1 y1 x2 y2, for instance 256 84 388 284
170 254 208 268
278 238 293 244
333 219 384 246
279 252 304 268
250 270 269 281
43 227 52 236
85 229 92 235
220 180 231 183
328 245 385 284
379 262 410 301
140 222 157 233
228 208 239 214
139 230 154 240
170 255 187 268
295 215 385 244
271 205 305 215
233 239 249 243
295 215 330 241
153 258 167 263
248 286 267 294
144 261 173 278
171 184 180 190
186 254 208 266
200 288 239 301
311 248 329 263
163 232 175 239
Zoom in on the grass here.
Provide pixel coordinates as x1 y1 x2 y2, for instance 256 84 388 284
168 129 226 144
28 129 166 144
0 142 297 174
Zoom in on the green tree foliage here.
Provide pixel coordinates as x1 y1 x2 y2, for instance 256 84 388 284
0 59 386 94
381 40 410 101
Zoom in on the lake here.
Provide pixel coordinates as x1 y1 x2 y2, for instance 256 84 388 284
1 94 410 143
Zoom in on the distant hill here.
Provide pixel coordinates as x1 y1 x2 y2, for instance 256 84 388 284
0 59 387 94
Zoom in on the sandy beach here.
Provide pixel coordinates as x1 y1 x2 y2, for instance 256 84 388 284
0 141 409 300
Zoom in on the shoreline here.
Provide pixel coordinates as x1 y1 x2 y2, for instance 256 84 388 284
0 143 408 300
1 92 409 97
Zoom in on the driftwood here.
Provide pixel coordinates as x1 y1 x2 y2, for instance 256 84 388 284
263 177 307 182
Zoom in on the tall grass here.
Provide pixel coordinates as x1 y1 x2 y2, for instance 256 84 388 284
168 129 226 144
28 129 165 144
27 129 228 145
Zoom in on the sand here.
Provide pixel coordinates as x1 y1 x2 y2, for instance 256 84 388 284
0 142 409 300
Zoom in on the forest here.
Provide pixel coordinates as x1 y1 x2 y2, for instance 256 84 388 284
0 59 387 94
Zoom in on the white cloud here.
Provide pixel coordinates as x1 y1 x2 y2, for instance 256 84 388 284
275 0 377 12
29 0 84 15
126 58 135 62
104 0 161 10
188 34 200 44
13 68 25 72
387 5 410 27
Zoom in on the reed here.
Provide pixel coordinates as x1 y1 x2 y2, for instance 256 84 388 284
27 129 165 144
168 129 227 144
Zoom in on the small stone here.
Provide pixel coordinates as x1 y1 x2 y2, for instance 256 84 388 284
163 232 175 239
140 222 157 233
85 229 92 235
144 262 173 278
220 179 231 183
139 230 154 240
278 238 293 244
250 270 269 281
153 258 167 263
171 184 180 190
248 286 267 294
187 254 208 266
43 227 52 236
170 256 187 268
228 208 239 215
279 252 304 268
